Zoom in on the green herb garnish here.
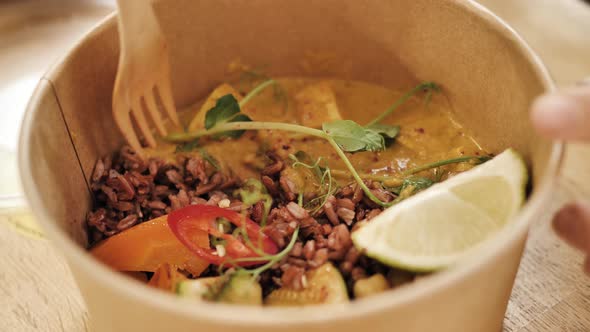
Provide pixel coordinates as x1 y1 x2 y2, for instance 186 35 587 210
239 69 289 113
365 123 400 145
366 81 440 127
389 177 434 196
322 120 385 152
402 155 491 176
239 79 278 108
219 227 300 278
288 152 337 214
175 143 220 171
305 168 336 215
289 151 323 178
210 236 227 247
204 94 252 138
199 148 220 170
175 138 200 153
366 123 400 139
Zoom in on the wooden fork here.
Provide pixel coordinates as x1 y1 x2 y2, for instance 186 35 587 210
112 0 179 155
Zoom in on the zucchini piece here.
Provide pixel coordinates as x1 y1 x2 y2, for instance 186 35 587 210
177 273 262 305
215 273 263 305
265 263 348 306
176 276 217 297
353 274 390 299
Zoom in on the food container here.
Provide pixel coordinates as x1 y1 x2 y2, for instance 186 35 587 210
18 0 563 331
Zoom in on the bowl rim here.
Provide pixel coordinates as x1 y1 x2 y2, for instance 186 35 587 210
18 0 564 325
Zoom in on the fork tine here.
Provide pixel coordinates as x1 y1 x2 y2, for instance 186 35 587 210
113 99 144 155
143 90 167 136
157 67 180 126
130 99 157 148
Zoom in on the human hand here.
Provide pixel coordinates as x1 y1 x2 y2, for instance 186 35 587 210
531 81 590 274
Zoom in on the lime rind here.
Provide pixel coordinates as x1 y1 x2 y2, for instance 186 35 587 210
351 149 528 272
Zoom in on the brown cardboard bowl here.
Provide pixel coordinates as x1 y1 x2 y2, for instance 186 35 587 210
18 1 562 331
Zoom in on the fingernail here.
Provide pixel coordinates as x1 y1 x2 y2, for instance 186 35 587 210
532 94 584 134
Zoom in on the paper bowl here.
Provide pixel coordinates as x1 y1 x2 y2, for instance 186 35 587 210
18 0 562 331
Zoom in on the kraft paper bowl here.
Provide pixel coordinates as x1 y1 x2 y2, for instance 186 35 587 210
18 0 563 331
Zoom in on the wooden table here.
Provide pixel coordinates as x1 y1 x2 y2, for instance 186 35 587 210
1 0 590 331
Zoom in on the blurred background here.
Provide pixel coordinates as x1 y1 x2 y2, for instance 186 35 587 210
0 0 114 207
0 1 589 330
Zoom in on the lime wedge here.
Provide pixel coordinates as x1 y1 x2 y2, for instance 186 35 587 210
351 149 527 272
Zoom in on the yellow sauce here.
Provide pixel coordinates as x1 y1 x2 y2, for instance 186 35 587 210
148 78 486 184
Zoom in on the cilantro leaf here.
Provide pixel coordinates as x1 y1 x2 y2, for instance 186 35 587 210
322 120 385 152
204 95 240 129
398 177 434 194
204 94 252 138
389 176 435 202
366 124 400 145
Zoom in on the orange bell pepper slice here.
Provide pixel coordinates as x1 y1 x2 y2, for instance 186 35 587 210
90 215 209 276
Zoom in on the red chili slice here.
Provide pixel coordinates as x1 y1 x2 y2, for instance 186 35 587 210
168 205 278 266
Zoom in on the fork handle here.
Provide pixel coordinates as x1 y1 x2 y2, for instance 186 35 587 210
116 0 161 54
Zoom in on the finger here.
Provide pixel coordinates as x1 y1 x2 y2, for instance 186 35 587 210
552 201 590 252
531 83 590 141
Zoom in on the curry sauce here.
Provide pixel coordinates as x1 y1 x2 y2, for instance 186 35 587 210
149 78 485 184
